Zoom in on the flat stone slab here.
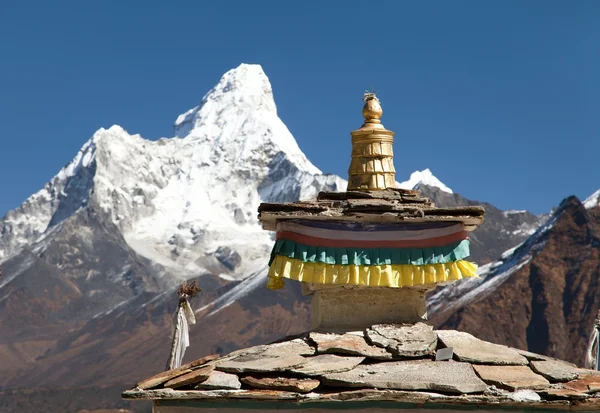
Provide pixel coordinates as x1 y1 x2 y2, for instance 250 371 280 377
515 349 576 365
576 368 600 376
164 364 215 389
322 361 487 394
137 354 219 390
564 375 600 393
291 354 365 376
222 339 315 359
514 349 554 362
530 360 579 382
195 371 241 390
365 323 437 358
473 365 550 391
537 388 590 400
217 340 312 373
437 330 528 365
309 332 392 360
241 376 320 393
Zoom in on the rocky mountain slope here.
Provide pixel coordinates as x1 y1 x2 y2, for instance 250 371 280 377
429 194 600 366
417 185 546 264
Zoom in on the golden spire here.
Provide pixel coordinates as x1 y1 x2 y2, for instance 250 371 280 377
347 92 396 190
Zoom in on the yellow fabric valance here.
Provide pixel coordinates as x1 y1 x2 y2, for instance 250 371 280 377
267 255 478 290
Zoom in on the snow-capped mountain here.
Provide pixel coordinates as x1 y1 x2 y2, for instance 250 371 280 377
0 63 350 394
0 64 345 281
397 168 453 193
584 189 600 210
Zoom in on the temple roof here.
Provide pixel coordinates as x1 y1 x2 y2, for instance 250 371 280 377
123 324 600 410
258 188 485 232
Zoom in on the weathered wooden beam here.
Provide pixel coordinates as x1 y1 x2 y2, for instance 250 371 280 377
258 212 484 232
422 206 485 217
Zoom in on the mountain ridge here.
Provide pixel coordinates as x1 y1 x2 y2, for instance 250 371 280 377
0 64 346 281
430 194 600 366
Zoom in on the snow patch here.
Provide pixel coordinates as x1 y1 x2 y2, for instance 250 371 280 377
196 265 268 317
510 390 541 402
584 189 600 209
503 210 527 216
397 169 453 193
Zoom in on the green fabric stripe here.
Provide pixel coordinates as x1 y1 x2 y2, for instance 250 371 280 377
269 239 471 266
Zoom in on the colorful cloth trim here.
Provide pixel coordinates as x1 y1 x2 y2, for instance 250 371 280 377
266 220 477 290
270 239 471 266
267 256 478 290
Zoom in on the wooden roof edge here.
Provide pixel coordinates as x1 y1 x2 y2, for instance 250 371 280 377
258 212 484 232
317 189 426 201
258 203 484 216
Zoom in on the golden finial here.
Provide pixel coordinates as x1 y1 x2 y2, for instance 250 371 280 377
347 91 396 191
362 91 383 125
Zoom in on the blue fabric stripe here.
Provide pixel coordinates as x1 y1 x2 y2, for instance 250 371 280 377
269 239 471 266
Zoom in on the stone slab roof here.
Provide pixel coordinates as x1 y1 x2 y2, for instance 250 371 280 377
122 324 600 411
257 189 485 232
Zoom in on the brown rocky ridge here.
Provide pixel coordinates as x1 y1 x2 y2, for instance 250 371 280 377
432 196 600 367
123 324 600 410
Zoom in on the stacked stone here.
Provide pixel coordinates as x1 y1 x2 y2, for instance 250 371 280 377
124 324 600 410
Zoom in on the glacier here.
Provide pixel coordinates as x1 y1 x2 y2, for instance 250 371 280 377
0 64 346 281
584 189 600 209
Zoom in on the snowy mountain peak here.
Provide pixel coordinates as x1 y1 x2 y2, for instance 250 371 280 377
584 189 600 209
1 63 345 279
174 64 274 135
172 63 319 176
397 168 453 193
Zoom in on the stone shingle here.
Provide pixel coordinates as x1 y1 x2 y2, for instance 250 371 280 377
309 331 392 360
473 365 550 391
365 323 437 358
437 330 528 365
530 360 579 383
322 360 487 394
125 327 600 410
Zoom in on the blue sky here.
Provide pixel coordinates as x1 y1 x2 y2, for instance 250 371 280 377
0 1 598 215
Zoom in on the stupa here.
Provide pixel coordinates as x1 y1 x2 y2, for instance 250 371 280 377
259 92 482 330
123 93 600 413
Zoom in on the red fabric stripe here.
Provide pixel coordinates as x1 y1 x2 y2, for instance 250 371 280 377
275 230 469 248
